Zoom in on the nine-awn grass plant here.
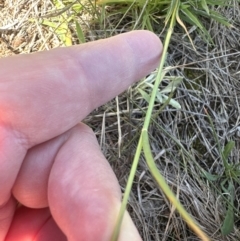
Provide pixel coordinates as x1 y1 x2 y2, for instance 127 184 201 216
98 1 234 241
204 109 239 236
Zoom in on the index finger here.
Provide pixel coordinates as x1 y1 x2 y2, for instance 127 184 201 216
0 30 162 147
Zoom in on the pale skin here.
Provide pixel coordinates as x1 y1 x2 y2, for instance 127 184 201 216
0 30 162 241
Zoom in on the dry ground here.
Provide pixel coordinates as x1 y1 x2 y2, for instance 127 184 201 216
1 0 240 240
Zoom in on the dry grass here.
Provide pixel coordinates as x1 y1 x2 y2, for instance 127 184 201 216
0 0 62 56
1 0 240 240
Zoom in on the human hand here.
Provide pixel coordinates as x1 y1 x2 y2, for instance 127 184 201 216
0 30 162 241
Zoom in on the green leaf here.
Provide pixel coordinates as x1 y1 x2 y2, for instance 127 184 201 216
222 141 235 164
53 0 64 9
222 141 235 170
221 200 234 235
202 171 219 181
160 77 182 94
72 3 83 13
221 182 235 235
41 20 57 28
179 3 190 10
205 0 229 6
209 10 232 27
200 0 209 15
40 0 72 46
181 8 204 30
156 93 181 109
180 9 211 42
75 20 86 43
165 0 178 25
55 22 72 46
138 88 151 103
193 9 232 27
168 98 181 109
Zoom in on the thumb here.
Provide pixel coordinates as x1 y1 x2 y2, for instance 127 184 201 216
116 210 142 241
48 123 142 241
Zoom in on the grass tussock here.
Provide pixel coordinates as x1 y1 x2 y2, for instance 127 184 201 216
1 0 240 240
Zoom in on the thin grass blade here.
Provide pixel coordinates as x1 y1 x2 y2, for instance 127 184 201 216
75 20 86 43
221 182 235 235
222 141 235 165
111 135 143 241
200 0 210 15
142 130 210 241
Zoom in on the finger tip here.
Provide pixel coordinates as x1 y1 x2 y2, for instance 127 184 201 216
122 30 163 69
117 211 143 241
129 30 162 49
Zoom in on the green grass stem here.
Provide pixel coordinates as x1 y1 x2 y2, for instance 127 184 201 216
110 134 143 241
111 1 210 240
